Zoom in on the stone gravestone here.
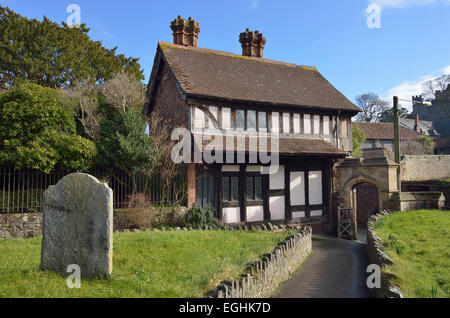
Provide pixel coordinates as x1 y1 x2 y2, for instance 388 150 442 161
41 173 113 279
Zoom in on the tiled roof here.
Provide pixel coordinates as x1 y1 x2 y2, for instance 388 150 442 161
158 42 360 113
399 118 439 136
353 122 421 140
193 134 347 156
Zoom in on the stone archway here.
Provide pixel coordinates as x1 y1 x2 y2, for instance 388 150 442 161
336 157 399 212
334 154 401 238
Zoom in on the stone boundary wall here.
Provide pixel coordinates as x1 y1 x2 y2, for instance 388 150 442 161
207 226 312 298
1 212 308 239
367 211 403 298
0 213 42 239
400 155 450 182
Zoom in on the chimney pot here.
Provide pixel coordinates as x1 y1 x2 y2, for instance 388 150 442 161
239 29 266 58
170 16 200 47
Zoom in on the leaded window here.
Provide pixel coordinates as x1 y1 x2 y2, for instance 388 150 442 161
222 176 239 202
258 112 267 132
247 110 257 131
236 110 245 130
222 177 230 201
246 176 262 200
231 177 239 201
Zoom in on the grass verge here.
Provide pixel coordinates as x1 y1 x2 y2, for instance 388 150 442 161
0 230 286 298
374 210 450 298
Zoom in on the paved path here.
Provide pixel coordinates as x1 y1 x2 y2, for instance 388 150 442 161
274 232 373 298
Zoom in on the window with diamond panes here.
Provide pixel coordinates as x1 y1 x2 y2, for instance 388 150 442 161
246 177 254 200
246 176 262 200
222 177 230 201
231 177 239 201
255 177 262 199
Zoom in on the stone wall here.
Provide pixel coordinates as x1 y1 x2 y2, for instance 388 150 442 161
0 213 41 239
367 211 403 298
401 155 450 182
208 227 312 298
390 191 445 211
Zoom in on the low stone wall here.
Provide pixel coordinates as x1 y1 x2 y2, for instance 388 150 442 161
390 191 445 211
0 211 310 239
401 155 450 182
0 213 42 239
208 226 312 298
367 211 403 298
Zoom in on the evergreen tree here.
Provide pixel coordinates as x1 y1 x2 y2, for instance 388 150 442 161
0 82 96 172
0 6 144 89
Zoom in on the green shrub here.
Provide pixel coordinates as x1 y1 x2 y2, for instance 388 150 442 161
152 205 185 227
182 204 220 228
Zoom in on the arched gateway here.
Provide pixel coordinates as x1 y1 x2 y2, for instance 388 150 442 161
334 151 401 238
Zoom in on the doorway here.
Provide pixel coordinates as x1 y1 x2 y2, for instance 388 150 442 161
352 183 379 229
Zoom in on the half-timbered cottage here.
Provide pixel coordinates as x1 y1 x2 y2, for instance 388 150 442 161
143 16 360 231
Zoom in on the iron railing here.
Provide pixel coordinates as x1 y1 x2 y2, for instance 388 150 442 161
0 168 186 214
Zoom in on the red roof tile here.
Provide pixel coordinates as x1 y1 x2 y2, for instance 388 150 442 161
157 42 360 113
353 122 421 140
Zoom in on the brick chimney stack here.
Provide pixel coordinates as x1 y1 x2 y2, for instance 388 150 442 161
170 16 200 47
239 29 266 58
414 114 420 133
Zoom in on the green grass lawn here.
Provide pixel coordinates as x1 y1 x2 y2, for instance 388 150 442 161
0 230 287 298
374 210 450 298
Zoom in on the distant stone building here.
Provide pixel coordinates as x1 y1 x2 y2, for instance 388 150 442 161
410 84 450 154
412 84 450 122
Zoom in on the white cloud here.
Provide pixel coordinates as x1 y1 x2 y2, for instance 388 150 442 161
386 65 450 110
368 0 449 8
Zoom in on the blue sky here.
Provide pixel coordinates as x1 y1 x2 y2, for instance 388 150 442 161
1 0 450 109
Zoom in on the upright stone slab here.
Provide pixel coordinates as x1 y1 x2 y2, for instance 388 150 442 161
41 173 113 279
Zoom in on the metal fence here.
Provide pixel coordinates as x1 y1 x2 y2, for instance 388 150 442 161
0 168 186 214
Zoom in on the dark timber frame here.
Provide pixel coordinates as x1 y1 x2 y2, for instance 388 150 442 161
196 154 335 224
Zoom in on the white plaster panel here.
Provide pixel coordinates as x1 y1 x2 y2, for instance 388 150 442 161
269 165 285 190
290 171 305 206
323 116 330 135
222 107 231 129
292 211 306 218
246 206 264 222
293 114 301 134
271 112 280 133
310 210 323 217
246 165 262 172
304 114 311 134
223 207 241 224
269 196 285 220
283 113 290 133
194 107 205 129
308 170 323 205
222 165 240 172
313 115 320 134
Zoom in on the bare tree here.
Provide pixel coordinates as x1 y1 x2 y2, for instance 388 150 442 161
101 70 146 113
59 78 102 140
145 113 186 203
355 93 390 122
